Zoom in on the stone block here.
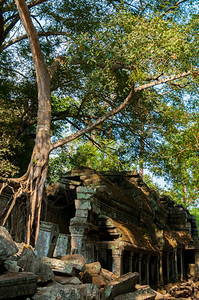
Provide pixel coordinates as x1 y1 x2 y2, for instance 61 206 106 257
41 257 78 276
114 286 156 300
92 274 106 288
102 272 139 300
77 192 93 200
60 254 86 272
76 209 89 218
85 262 101 275
17 248 54 283
0 226 18 263
32 282 87 300
76 186 96 193
75 199 92 209
34 222 59 259
85 283 100 300
100 268 118 282
0 272 37 299
53 275 82 285
53 234 70 257
4 260 22 272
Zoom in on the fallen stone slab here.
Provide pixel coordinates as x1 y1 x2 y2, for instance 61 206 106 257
41 257 77 276
32 282 87 300
0 226 18 264
0 271 37 299
84 262 101 275
60 254 86 272
114 285 156 300
53 275 82 285
100 268 118 282
17 248 54 283
101 272 139 300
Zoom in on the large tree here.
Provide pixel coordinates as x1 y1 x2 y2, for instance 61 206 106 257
0 0 198 245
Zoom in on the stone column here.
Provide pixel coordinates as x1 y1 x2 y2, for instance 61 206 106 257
159 252 164 286
174 249 178 281
180 250 183 281
69 223 88 257
139 253 142 284
112 249 123 276
129 252 134 272
171 251 175 281
35 221 59 258
146 255 150 285
195 250 199 278
166 252 170 283
157 256 160 286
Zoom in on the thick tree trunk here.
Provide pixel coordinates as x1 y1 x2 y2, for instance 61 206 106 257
14 0 52 245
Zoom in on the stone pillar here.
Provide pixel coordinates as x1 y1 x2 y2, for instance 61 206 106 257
112 249 123 276
166 252 170 283
195 250 199 278
157 256 160 285
174 249 178 280
139 253 142 284
180 250 183 281
34 221 59 258
69 223 88 257
159 252 164 286
129 252 134 272
171 252 175 281
146 255 150 285
53 233 70 257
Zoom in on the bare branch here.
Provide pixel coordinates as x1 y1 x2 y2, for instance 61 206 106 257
28 0 47 9
163 0 188 15
0 31 68 52
135 70 192 92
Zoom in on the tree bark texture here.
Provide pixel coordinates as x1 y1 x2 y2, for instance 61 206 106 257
14 0 51 245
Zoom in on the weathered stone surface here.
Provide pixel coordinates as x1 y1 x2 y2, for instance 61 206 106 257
102 272 139 300
32 282 87 300
0 226 18 263
100 268 118 282
60 253 86 272
80 262 106 287
84 262 101 275
114 285 157 300
17 248 54 282
4 260 22 272
85 283 100 300
41 257 77 276
155 291 173 299
115 289 156 299
34 222 59 259
53 275 82 285
0 272 37 299
92 274 106 288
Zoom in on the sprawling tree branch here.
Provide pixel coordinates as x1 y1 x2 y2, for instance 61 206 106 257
164 0 188 14
51 69 194 151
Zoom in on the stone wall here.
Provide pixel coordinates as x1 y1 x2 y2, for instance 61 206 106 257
43 167 199 287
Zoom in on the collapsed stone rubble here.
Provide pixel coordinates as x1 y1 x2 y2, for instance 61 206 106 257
1 225 199 299
1 167 199 299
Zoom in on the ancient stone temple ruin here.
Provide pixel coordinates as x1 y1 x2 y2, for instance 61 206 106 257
1 167 199 288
